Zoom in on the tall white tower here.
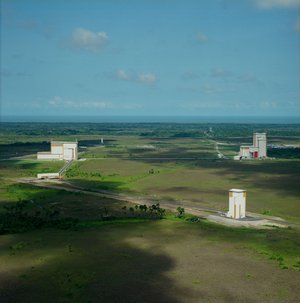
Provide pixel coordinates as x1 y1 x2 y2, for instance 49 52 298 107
253 133 267 158
227 189 246 219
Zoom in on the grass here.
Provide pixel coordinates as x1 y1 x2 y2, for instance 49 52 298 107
0 126 299 222
0 217 299 303
0 160 64 179
64 158 300 222
2 135 299 222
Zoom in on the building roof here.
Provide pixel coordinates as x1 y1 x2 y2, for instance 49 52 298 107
229 188 246 193
51 141 78 144
240 145 251 148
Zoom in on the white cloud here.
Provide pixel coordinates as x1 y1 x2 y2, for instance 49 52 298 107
211 68 232 78
237 73 260 84
47 96 143 110
178 100 283 111
70 28 108 52
195 32 208 42
48 96 62 106
179 101 222 109
114 69 157 84
209 68 263 85
119 103 144 109
48 96 112 108
254 0 300 9
259 101 278 108
201 84 223 95
116 69 131 81
137 72 156 84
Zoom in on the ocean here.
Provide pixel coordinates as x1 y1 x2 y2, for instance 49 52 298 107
1 115 299 124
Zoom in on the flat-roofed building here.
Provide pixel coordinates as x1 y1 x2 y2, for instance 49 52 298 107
253 132 267 158
37 140 78 160
234 132 267 160
227 189 246 219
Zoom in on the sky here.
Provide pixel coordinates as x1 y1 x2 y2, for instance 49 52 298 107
1 0 299 118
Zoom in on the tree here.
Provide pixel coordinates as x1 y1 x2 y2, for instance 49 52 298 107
176 207 185 218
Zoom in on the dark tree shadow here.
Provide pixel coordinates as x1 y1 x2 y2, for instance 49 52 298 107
0 142 49 159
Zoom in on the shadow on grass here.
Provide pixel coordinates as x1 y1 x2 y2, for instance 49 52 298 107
0 160 40 170
79 138 116 147
103 145 216 160
0 142 49 159
68 178 136 194
0 222 197 303
176 159 300 198
1 183 129 221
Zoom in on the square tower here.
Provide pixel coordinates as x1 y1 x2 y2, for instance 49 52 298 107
227 189 246 219
253 133 267 158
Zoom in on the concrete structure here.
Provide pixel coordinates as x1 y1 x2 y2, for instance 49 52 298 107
234 132 267 160
227 189 246 219
253 132 267 157
37 173 60 179
37 140 78 161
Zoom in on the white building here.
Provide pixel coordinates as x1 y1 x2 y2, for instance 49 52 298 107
235 132 267 160
37 173 60 179
227 189 246 219
37 140 78 161
253 133 267 158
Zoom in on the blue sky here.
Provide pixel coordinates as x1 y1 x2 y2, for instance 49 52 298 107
1 0 299 117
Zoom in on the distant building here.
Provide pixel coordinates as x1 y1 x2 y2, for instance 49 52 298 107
234 132 267 160
37 140 78 160
37 173 60 179
227 189 246 219
253 133 267 157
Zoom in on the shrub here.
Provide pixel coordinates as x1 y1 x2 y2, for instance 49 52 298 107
176 207 185 218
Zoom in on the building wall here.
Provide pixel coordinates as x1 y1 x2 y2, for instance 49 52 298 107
253 133 267 157
240 147 250 158
249 146 259 158
37 173 60 179
37 141 78 161
227 190 246 219
37 153 61 160
62 143 78 160
51 144 64 155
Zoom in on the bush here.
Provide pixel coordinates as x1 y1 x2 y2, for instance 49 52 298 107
176 207 185 218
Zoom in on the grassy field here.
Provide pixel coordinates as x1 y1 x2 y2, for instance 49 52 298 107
0 215 300 303
0 123 299 222
0 122 299 302
0 160 65 203
65 157 300 222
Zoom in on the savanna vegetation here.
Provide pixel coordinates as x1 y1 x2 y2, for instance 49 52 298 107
0 122 299 302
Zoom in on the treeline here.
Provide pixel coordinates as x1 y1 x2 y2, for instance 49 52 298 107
121 203 166 219
268 147 300 159
0 199 78 234
1 122 299 140
0 200 167 235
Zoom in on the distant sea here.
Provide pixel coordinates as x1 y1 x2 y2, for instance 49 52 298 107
1 115 299 124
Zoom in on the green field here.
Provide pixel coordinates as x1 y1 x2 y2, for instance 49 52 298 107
0 123 299 221
0 122 299 302
1 214 300 303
